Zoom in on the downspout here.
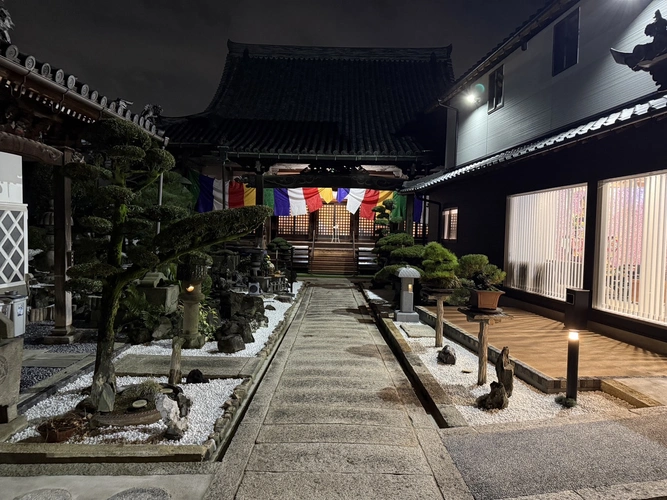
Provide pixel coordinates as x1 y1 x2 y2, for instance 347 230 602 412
437 99 458 171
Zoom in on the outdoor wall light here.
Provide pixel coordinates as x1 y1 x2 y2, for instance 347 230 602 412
465 92 481 105
566 330 580 400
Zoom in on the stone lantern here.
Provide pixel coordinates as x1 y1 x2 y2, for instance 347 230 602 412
176 261 208 349
395 266 420 323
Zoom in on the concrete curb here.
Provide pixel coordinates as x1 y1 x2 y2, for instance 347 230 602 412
2 286 306 464
362 290 468 429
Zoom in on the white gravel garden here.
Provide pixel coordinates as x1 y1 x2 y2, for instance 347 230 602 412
10 282 302 447
395 321 633 427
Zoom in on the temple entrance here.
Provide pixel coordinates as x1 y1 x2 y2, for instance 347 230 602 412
316 204 351 242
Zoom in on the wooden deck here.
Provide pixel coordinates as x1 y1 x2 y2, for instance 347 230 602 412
426 306 667 379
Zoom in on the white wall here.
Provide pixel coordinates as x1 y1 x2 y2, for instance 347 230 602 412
456 0 664 166
0 152 23 203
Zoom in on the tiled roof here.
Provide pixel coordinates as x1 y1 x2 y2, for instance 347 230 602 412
401 95 667 193
0 42 166 140
165 40 455 160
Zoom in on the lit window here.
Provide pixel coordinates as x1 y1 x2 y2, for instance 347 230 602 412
553 9 579 76
442 208 458 241
488 66 504 113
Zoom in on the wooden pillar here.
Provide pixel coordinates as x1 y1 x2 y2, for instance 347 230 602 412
46 150 76 343
477 321 489 385
405 194 414 237
255 172 265 248
435 295 445 347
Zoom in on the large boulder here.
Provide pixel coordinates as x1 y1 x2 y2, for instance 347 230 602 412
495 346 514 397
217 334 245 354
216 319 254 344
219 291 267 326
476 381 508 410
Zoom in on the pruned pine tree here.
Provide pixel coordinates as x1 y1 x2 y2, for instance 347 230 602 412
64 119 272 411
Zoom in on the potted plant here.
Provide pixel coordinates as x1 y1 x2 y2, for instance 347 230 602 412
456 254 506 311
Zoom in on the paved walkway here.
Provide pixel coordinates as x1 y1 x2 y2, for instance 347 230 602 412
2 279 667 499
205 279 472 499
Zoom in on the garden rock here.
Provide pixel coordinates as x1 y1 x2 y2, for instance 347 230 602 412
216 319 254 344
265 304 276 311
217 334 245 354
107 487 170 500
151 317 173 340
128 328 152 345
476 381 508 410
156 393 188 440
185 369 209 384
219 291 267 325
495 346 514 397
437 345 456 365
275 295 293 303
14 489 72 500
176 392 192 418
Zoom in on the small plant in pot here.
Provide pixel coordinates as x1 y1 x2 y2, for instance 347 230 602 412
456 254 506 311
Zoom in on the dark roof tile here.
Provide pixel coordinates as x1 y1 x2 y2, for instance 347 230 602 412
165 41 455 159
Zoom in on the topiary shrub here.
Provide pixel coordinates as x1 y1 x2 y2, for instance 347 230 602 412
421 242 459 289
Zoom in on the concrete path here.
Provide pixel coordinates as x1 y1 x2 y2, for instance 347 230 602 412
204 280 472 500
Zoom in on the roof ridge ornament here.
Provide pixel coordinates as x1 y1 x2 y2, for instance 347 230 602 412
0 0 14 44
611 10 667 90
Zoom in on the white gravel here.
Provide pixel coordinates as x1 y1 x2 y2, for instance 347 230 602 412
118 282 302 359
395 322 633 427
11 374 242 445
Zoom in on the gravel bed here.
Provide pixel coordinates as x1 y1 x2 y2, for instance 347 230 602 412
20 367 63 392
11 374 242 446
22 321 98 353
395 322 633 427
119 282 302 359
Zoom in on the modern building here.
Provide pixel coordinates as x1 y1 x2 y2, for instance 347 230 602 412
402 0 667 353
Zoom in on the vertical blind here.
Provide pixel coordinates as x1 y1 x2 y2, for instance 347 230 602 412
595 171 667 325
506 184 587 300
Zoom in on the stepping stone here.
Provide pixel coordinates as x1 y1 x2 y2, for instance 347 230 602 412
107 488 170 500
400 324 435 338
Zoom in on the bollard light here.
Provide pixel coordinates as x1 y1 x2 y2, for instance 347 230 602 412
566 330 580 400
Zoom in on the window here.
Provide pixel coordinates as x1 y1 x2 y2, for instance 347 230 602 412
595 171 667 325
506 185 587 300
552 9 579 76
442 208 458 241
277 215 309 237
488 66 504 113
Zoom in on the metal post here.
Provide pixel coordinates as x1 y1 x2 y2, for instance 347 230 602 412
156 173 164 234
566 330 580 400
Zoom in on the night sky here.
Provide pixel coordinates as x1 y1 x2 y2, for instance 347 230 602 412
8 0 546 117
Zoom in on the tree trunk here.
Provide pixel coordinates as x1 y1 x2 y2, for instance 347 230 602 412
90 282 123 412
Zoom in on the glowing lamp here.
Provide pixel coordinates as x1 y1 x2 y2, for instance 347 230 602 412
186 285 195 293
568 330 579 341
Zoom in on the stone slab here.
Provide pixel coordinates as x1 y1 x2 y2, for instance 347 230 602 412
612 377 667 405
0 415 26 442
0 473 212 500
235 472 442 500
21 356 87 368
400 323 436 338
256 424 418 447
0 337 23 421
115 354 256 378
271 387 403 408
263 404 411 427
277 375 397 391
246 442 432 475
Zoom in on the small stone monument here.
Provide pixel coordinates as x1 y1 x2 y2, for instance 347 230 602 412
0 312 26 438
437 345 456 365
395 266 420 323
138 271 179 314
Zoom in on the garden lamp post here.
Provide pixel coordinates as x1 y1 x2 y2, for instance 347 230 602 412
566 330 580 400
